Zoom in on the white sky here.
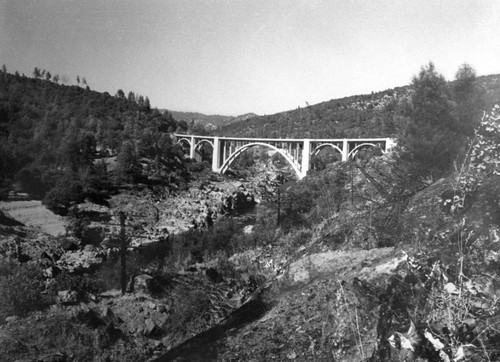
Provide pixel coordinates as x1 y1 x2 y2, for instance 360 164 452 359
1 0 500 116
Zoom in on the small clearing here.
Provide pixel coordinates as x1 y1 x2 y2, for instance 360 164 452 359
0 200 66 236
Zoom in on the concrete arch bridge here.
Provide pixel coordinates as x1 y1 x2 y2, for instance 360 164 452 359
174 134 395 179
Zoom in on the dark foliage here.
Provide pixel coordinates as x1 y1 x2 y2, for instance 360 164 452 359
398 63 485 179
0 69 189 210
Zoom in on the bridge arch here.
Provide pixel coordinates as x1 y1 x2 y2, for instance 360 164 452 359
312 143 343 157
176 137 192 148
219 142 302 179
348 143 381 160
194 139 214 152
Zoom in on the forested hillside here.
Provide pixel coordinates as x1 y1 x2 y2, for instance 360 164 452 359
218 73 500 139
0 69 189 213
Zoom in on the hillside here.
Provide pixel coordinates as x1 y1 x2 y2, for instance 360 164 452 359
0 69 190 211
217 73 500 139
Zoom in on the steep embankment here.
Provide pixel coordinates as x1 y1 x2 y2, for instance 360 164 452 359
232 174 500 361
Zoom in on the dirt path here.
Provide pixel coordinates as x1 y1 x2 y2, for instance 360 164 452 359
0 200 67 236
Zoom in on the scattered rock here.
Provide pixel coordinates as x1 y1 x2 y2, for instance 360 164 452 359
242 225 254 234
5 315 18 323
57 245 106 273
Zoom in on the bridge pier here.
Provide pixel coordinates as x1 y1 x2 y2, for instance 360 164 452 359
189 136 196 159
301 139 311 178
342 139 348 161
211 137 221 173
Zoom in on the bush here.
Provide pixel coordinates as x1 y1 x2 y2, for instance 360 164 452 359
169 288 212 336
0 261 48 321
0 311 147 362
43 174 84 215
48 269 100 298
15 166 47 199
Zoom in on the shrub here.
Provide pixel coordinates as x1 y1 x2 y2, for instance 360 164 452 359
15 166 47 199
43 174 84 215
0 311 147 362
0 261 48 321
48 269 100 298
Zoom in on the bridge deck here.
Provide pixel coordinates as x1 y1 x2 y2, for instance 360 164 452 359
174 134 390 143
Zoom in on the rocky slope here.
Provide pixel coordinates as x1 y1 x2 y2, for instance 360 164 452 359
152 172 500 361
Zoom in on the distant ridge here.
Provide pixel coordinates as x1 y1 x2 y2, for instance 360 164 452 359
169 110 258 130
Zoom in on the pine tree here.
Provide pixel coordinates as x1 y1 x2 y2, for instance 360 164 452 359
116 89 125 99
453 64 483 137
398 62 464 179
116 141 140 183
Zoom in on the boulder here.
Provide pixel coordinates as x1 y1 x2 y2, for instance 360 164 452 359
60 236 80 251
73 306 105 328
242 225 254 234
131 274 154 294
57 290 79 305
